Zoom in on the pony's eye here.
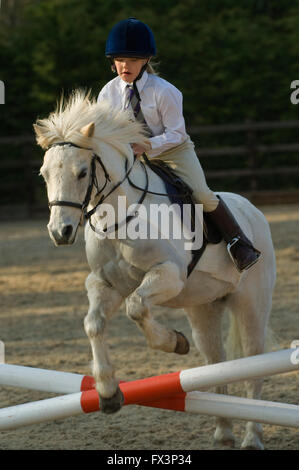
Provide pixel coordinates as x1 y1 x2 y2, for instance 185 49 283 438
78 169 87 180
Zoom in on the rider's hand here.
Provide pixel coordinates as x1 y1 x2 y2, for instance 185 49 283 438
131 142 151 158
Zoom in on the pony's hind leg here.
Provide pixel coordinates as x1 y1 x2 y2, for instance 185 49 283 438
186 302 236 449
126 261 189 354
84 272 124 413
227 281 272 450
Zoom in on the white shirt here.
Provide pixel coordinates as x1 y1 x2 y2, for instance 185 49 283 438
97 71 189 157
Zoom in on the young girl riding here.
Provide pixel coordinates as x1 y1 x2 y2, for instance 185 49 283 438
98 17 260 272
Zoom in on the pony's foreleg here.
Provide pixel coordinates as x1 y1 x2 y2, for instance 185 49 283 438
84 272 123 413
126 261 189 354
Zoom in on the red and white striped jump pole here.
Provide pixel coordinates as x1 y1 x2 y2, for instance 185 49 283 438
0 348 298 431
0 387 298 431
1 348 298 397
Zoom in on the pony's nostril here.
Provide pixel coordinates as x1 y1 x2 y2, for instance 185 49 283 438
62 224 73 240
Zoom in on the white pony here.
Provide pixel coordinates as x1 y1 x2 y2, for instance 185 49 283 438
34 90 276 450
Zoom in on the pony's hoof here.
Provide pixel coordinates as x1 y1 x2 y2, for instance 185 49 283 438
174 330 190 354
100 386 124 414
241 426 264 450
213 437 235 449
241 434 264 450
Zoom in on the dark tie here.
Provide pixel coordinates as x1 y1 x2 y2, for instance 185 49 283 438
125 84 152 137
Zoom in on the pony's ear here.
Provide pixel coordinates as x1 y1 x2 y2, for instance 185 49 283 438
80 122 95 138
33 123 49 149
33 123 45 140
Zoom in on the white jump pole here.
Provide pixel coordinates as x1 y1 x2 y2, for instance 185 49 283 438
0 363 93 394
179 348 299 395
185 392 299 427
0 392 84 430
145 391 299 428
0 348 298 398
0 388 298 431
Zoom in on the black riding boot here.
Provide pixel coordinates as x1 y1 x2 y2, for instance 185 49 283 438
205 196 261 272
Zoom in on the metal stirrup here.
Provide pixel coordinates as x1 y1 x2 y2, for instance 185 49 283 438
227 236 260 272
227 236 241 269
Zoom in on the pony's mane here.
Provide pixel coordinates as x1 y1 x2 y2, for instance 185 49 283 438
34 89 149 152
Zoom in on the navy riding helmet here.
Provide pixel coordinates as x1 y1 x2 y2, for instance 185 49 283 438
105 17 156 58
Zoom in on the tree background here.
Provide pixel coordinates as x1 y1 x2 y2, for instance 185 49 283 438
0 0 299 206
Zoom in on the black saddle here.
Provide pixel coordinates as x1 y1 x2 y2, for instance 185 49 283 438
143 157 222 276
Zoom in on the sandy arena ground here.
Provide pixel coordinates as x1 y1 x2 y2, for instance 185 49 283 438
0 204 298 450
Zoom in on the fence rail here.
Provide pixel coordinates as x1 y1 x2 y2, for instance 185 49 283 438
197 142 299 157
1 119 299 217
188 119 299 133
190 119 299 198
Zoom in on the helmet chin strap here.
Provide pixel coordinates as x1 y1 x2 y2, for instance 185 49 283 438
135 61 149 81
133 61 149 101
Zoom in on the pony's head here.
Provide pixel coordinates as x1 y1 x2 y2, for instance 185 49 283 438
34 90 148 245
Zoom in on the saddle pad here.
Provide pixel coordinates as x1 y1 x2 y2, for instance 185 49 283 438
144 158 222 276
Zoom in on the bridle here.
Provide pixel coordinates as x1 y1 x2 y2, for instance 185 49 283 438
47 141 149 232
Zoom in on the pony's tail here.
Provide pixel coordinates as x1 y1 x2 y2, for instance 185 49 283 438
225 312 279 361
225 313 243 361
